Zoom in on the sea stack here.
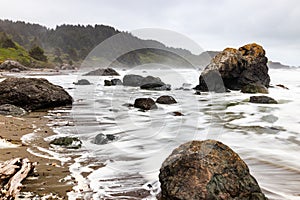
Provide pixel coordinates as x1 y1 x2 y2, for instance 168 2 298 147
196 43 270 92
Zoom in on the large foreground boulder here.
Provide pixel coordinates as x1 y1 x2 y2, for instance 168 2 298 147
83 68 120 76
0 78 73 111
0 60 29 71
196 43 270 92
159 140 267 200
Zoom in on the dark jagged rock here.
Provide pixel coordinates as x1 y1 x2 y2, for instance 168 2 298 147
241 83 268 94
50 137 82 149
0 60 29 71
73 79 91 85
104 80 112 86
94 133 116 145
249 96 278 104
0 104 26 116
159 140 267 200
196 43 270 92
134 98 157 110
83 68 119 76
156 95 177 104
0 78 73 111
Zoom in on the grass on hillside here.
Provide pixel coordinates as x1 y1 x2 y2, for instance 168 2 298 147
0 43 32 66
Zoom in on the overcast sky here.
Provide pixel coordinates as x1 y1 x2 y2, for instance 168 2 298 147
1 0 299 66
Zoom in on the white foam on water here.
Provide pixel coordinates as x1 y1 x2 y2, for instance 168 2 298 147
24 68 300 200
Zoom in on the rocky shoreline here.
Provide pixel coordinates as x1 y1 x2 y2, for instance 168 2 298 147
0 42 286 199
0 111 73 199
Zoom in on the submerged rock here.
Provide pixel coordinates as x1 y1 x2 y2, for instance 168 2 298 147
73 79 91 85
94 133 116 145
171 111 184 116
0 104 26 116
241 83 268 94
159 140 267 200
140 83 171 91
134 98 157 110
276 84 289 90
0 60 29 71
122 103 134 108
196 43 270 92
156 95 177 104
0 78 73 111
83 68 119 76
50 137 82 149
249 96 278 104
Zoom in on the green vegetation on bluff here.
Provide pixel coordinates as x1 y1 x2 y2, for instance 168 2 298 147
0 32 32 65
0 32 51 67
0 19 218 67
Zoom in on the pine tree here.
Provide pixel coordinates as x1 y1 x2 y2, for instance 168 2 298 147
29 46 47 62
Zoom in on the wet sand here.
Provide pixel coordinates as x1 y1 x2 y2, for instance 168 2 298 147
0 111 72 199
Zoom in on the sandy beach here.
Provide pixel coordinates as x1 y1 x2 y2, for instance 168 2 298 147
0 111 72 199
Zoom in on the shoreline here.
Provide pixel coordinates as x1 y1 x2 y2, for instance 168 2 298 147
0 111 72 199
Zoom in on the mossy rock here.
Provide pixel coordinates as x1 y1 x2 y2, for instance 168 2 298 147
241 83 268 94
249 96 278 104
50 137 82 149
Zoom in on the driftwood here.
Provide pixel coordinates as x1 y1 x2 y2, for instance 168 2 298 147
0 158 34 199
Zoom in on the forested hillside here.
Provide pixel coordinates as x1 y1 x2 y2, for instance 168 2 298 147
0 19 217 68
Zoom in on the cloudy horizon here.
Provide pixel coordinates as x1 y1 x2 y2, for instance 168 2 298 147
1 0 299 66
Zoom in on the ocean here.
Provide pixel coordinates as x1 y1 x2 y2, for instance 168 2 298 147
21 67 300 200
